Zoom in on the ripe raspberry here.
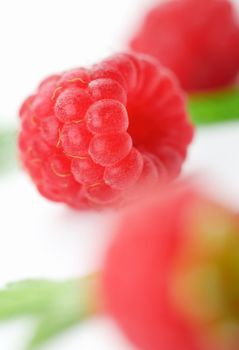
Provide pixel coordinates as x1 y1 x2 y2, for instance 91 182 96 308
19 53 193 208
103 185 239 350
130 0 239 92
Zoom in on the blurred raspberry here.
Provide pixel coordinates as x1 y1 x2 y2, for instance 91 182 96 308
103 185 239 350
19 53 193 209
130 0 239 92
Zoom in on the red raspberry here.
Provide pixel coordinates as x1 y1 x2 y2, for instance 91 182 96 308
130 0 239 92
19 53 193 209
103 185 239 350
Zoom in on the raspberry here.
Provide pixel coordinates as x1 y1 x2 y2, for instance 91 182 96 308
88 79 127 105
19 53 193 208
71 157 104 185
130 0 239 92
86 100 128 134
61 123 91 157
103 185 239 350
104 148 143 190
89 132 132 166
139 154 159 186
39 116 60 146
86 182 120 205
55 88 92 123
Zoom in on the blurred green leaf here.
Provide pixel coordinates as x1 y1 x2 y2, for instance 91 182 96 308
0 128 17 173
27 278 94 350
189 86 239 125
0 276 98 350
0 280 67 320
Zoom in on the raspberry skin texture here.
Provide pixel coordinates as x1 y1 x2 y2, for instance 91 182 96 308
18 52 193 208
102 186 239 350
130 0 239 92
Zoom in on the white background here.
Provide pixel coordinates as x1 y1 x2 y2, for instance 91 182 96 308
0 0 239 349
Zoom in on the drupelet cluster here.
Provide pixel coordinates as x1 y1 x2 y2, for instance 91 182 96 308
19 53 193 208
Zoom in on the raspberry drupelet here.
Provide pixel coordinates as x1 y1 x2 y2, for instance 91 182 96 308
19 53 193 209
130 0 239 92
103 185 239 350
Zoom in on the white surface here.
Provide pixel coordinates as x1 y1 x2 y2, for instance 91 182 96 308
0 0 239 349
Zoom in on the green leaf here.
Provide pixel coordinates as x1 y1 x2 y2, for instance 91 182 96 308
0 128 17 173
0 275 99 350
188 86 239 125
0 280 68 320
27 277 96 350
